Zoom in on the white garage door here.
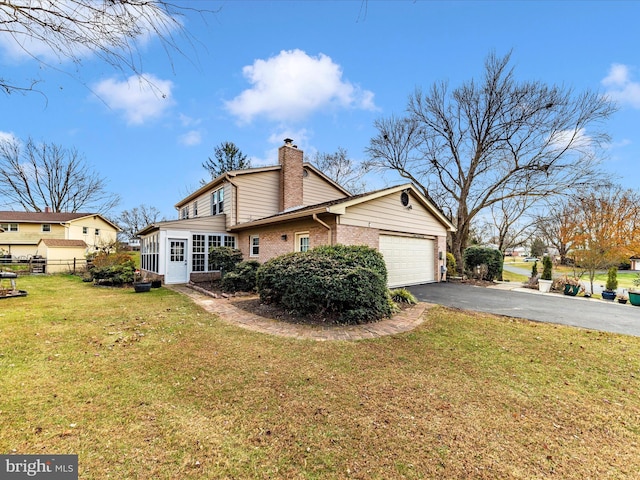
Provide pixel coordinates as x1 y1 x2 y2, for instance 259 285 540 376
379 235 435 288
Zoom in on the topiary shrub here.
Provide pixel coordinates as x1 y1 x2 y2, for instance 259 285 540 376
208 247 243 274
446 252 457 276
541 256 553 281
531 261 538 278
605 266 618 292
463 246 503 281
256 244 392 324
220 260 260 292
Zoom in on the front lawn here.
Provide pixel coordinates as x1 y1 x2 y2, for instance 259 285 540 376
1 275 640 478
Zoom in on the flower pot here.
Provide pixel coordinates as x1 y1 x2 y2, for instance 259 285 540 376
563 284 580 296
133 282 152 293
618 298 628 304
538 279 552 293
151 280 162 289
629 292 640 307
601 290 616 301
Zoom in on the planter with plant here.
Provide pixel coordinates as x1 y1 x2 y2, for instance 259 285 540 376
538 256 553 293
629 274 640 307
618 292 629 304
602 266 618 301
558 276 583 296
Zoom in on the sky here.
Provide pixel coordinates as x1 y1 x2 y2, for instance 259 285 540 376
1 0 640 220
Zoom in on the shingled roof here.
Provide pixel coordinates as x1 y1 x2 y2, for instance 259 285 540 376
38 239 88 248
0 211 92 222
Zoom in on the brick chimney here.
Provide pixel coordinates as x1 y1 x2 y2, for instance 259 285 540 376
279 138 304 211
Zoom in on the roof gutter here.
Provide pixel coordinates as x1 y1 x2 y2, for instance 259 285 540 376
313 213 332 245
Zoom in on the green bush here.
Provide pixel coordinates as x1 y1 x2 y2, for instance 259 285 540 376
220 260 260 292
463 246 503 281
531 261 538 278
606 266 618 291
90 254 136 285
390 288 417 305
541 256 553 281
256 244 392 324
208 247 243 273
446 252 457 275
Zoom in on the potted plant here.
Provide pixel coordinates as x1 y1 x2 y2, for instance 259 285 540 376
618 292 629 304
601 266 618 301
133 269 152 293
538 256 553 293
562 276 583 296
629 274 640 307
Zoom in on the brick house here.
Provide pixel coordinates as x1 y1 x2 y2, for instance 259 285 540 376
138 139 455 287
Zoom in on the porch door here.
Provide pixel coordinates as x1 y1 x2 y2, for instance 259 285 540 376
166 239 188 284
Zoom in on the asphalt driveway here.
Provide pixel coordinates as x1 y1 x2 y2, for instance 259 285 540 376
408 282 640 337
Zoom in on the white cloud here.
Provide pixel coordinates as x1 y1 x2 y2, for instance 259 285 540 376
0 0 176 63
602 63 640 108
0 131 18 144
178 130 202 146
93 74 174 125
549 128 593 152
225 49 376 123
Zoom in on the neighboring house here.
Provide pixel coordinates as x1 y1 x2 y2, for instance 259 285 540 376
138 139 456 288
631 256 640 271
0 210 119 259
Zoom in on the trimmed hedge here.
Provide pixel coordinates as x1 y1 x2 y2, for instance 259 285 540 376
463 246 503 281
221 260 260 292
256 244 392 324
90 253 136 285
208 247 243 273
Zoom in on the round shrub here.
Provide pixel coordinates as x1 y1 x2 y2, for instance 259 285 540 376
463 246 503 281
220 260 260 292
256 244 392 324
208 247 243 273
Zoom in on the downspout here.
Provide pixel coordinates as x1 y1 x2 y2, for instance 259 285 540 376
313 214 332 246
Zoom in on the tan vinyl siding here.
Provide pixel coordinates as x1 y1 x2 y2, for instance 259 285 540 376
67 217 117 249
340 191 447 237
233 171 281 224
303 169 347 205
158 216 228 232
0 223 65 246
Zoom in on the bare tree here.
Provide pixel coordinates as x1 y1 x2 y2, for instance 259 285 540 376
313 147 368 194
0 136 120 213
535 199 582 265
488 193 537 254
115 204 164 240
366 52 616 271
201 141 250 184
0 1 214 95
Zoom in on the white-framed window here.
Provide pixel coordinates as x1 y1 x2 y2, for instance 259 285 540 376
180 206 189 219
194 200 198 217
224 236 236 248
42 224 51 232
95 228 100 235
192 234 206 271
141 233 159 273
82 226 88 235
250 235 259 257
211 187 224 215
0 223 18 232
296 232 310 252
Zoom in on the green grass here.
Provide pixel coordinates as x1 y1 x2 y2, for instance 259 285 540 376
2 275 640 478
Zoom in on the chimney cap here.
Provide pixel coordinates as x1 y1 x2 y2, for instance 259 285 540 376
283 138 294 145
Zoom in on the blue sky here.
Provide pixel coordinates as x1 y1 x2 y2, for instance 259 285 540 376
1 1 640 219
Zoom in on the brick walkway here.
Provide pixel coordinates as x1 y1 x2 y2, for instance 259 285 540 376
167 284 432 341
